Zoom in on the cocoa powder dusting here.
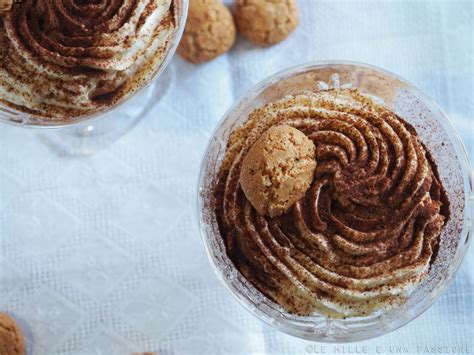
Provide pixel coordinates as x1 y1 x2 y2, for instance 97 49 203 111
212 88 451 317
0 0 178 121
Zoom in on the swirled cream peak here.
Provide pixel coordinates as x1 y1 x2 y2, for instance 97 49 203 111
240 125 316 218
0 0 177 121
214 88 449 318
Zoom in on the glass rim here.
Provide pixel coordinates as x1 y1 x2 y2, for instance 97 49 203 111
0 0 189 129
197 60 474 342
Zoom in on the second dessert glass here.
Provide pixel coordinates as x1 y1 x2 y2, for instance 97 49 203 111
198 61 473 342
0 0 188 155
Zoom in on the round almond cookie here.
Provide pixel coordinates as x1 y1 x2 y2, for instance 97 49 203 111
234 0 299 46
178 0 236 63
240 125 316 217
0 313 25 355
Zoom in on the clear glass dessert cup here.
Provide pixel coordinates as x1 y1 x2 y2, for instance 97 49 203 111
0 0 188 155
198 61 474 342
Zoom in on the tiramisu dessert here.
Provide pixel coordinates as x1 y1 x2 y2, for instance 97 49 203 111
213 88 450 318
0 0 178 120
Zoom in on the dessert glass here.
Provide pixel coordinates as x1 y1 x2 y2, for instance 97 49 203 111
198 61 473 342
0 0 188 155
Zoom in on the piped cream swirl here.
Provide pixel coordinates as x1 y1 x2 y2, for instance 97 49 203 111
214 89 449 317
0 0 177 120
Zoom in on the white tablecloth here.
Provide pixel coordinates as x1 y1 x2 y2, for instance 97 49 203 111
0 1 473 354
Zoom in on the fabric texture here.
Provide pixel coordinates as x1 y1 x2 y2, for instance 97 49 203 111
0 0 472 354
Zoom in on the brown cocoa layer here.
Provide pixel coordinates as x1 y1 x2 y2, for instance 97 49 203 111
213 89 450 317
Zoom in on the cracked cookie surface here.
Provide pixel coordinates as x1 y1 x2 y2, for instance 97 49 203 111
178 0 236 63
234 0 299 46
0 313 25 355
240 125 316 217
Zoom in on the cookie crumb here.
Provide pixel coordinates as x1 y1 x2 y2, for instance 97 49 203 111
178 0 236 63
0 313 26 355
234 0 299 46
0 0 12 12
